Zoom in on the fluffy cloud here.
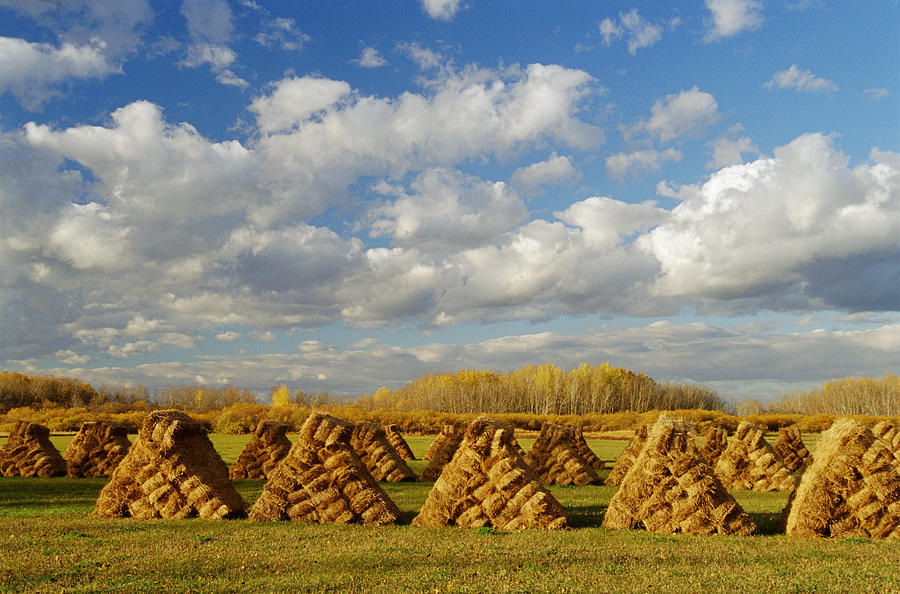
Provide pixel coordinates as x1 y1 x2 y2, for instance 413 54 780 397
253 17 309 51
354 46 388 68
606 148 683 180
599 9 663 55
180 0 246 87
764 64 838 93
626 87 721 143
422 0 464 21
0 37 117 109
249 76 352 133
707 135 758 168
704 0 763 41
510 153 581 197
643 133 900 309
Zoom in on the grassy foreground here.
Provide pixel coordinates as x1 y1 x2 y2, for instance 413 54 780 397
0 435 896 593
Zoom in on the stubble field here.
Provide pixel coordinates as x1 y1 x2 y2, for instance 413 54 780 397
0 434 897 593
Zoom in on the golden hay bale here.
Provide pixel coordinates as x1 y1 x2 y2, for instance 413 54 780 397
872 421 900 457
0 421 67 477
602 416 756 536
714 421 797 492
420 423 466 481
383 424 416 461
64 421 131 478
605 424 649 486
249 412 401 525
524 423 601 486
230 420 292 480
412 418 567 530
94 410 246 519
698 426 728 466
784 417 899 539
570 425 605 470
351 422 416 482
772 426 813 473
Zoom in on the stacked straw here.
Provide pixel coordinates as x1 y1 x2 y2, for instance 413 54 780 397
698 426 728 466
772 426 813 473
784 418 899 539
602 416 756 535
383 424 416 461
351 422 416 482
249 412 401 525
714 421 797 492
230 420 292 480
64 420 131 478
605 424 649 486
413 418 567 530
0 421 67 477
421 423 466 481
94 409 246 519
570 425 605 470
872 421 899 457
524 423 601 486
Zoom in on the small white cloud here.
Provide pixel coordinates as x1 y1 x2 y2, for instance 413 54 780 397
704 0 763 41
707 135 758 169
863 88 890 101
626 86 721 143
510 153 581 197
253 17 310 51
606 148 682 180
764 64 838 93
216 331 242 341
353 46 388 68
599 10 663 55
422 0 464 21
397 41 443 70
55 349 91 365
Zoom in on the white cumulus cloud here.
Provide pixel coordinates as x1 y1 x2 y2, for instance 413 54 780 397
764 64 838 93
704 0 763 41
599 9 663 55
422 0 464 21
626 86 721 143
510 153 581 197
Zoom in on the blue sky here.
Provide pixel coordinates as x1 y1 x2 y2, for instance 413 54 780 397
1 0 897 402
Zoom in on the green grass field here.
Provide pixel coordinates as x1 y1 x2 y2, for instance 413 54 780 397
0 433 896 592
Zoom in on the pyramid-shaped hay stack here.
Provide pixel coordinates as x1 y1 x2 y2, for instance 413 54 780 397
872 421 900 457
605 424 649 486
523 423 601 486
784 418 899 539
570 425 605 470
230 420 292 480
714 421 797 492
420 423 466 481
64 421 131 478
384 424 416 460
602 416 756 535
413 418 567 530
94 410 246 519
698 426 728 466
0 421 67 477
351 422 416 482
249 412 401 525
772 426 813 473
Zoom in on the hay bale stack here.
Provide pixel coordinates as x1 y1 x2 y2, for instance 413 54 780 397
605 424 650 486
230 420 292 480
784 418 899 539
94 410 246 519
64 421 131 478
772 426 813 473
602 416 756 535
714 421 797 492
698 426 728 466
412 418 567 530
0 421 67 477
249 412 401 525
523 423 601 486
351 422 416 482
420 424 466 481
383 424 416 460
872 421 900 457
570 425 605 470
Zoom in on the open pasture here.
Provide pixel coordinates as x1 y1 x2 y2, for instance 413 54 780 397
1 433 896 592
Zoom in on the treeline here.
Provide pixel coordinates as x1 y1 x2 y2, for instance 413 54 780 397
745 374 898 417
0 371 257 413
353 363 726 415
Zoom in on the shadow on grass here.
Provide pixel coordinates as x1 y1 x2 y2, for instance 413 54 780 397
564 503 606 528
0 477 106 515
747 510 785 535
